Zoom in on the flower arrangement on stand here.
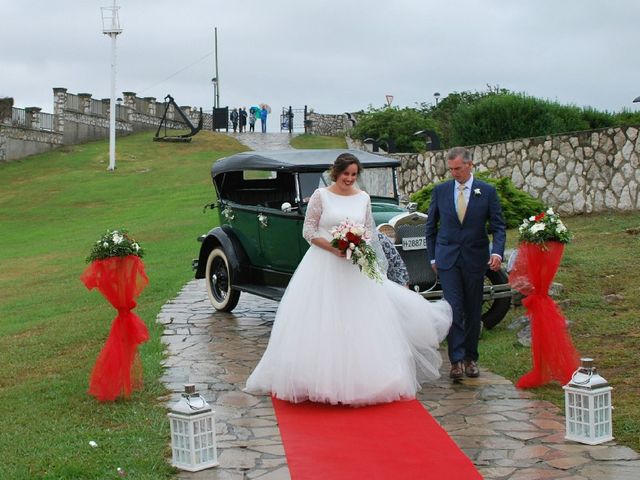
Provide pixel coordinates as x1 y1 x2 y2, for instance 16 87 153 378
518 208 572 246
330 220 383 282
510 208 579 389
80 228 149 402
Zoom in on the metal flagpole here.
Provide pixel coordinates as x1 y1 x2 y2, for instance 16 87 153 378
214 27 220 109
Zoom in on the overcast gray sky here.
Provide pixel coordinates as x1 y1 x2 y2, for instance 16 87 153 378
2 0 639 123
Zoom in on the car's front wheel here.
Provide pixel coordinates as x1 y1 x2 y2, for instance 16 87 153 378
205 247 240 312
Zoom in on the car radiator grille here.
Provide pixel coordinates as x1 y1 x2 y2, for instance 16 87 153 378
394 223 436 289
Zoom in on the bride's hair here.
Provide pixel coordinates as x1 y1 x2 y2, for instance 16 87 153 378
330 153 362 181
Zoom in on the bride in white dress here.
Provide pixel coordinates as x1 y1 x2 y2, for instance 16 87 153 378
245 153 452 406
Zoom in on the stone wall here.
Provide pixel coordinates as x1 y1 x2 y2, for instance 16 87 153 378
306 111 355 136
1 88 210 163
372 126 640 215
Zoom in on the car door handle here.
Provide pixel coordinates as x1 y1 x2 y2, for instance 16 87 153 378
257 213 268 228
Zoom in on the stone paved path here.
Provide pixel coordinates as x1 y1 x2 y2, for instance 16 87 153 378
159 280 640 480
227 132 298 151
159 133 640 478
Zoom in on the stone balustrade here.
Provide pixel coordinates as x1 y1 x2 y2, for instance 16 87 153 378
2 88 210 163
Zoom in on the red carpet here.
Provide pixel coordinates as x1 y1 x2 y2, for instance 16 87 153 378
272 398 481 479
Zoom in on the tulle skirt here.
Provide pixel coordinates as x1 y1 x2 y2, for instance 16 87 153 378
245 245 452 406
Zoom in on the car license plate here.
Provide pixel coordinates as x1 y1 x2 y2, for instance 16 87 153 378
402 236 427 250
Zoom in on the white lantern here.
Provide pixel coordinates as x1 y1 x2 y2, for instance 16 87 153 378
168 384 219 471
563 358 613 445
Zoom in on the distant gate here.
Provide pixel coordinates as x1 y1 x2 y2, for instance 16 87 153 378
280 106 306 133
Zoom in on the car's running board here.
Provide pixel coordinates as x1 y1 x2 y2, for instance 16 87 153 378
234 284 286 302
421 283 512 301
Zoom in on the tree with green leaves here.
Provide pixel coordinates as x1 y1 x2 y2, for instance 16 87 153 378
350 106 438 153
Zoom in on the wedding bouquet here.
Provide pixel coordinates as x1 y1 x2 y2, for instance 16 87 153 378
86 229 144 263
330 220 383 282
517 208 571 245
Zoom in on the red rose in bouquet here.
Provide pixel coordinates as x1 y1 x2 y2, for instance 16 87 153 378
329 219 382 282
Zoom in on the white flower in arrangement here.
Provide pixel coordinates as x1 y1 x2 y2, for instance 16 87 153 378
530 223 546 233
349 242 355 250
112 232 124 244
473 188 482 196
518 209 572 245
87 229 145 262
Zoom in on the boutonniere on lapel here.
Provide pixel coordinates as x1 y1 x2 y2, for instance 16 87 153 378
473 188 482 197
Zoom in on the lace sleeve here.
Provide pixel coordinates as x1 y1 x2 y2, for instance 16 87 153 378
302 189 323 243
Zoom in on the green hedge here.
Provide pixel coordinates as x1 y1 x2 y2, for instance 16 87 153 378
409 173 545 229
450 94 592 146
350 106 438 153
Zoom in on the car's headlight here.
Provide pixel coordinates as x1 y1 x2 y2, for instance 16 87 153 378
377 223 396 242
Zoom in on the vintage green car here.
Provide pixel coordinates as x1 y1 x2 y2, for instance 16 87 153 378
193 149 511 328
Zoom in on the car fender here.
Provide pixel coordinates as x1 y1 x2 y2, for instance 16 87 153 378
195 226 249 283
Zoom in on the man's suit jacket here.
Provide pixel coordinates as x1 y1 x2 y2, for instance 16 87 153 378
425 178 506 273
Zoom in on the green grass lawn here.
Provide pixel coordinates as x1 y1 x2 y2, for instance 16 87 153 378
0 131 245 479
289 133 347 149
2 131 639 477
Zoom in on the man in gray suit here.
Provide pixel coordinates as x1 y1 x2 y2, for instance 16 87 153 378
425 147 506 380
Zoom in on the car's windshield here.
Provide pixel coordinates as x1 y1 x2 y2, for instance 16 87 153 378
298 167 397 202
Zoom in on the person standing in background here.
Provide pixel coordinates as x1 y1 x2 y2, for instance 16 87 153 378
260 106 268 133
239 107 248 132
249 108 256 132
230 108 238 132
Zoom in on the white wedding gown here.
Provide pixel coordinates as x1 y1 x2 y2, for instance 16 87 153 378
245 188 452 406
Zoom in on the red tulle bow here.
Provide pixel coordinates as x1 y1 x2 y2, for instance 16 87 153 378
80 255 149 401
509 241 579 388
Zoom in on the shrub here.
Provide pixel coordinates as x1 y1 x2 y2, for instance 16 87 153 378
350 106 438 153
613 109 640 126
409 173 545 229
450 94 591 146
580 107 616 129
418 87 510 148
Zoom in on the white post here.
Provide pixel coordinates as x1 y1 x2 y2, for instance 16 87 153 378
102 0 122 171
108 31 117 170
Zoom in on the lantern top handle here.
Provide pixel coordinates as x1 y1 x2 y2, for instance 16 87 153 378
580 358 594 369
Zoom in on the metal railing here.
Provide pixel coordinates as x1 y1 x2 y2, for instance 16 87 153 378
155 102 168 118
135 97 149 114
39 112 54 131
115 105 128 122
11 107 27 127
89 99 105 116
66 93 81 112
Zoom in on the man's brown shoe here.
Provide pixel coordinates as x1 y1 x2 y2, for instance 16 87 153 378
449 361 464 380
464 360 480 378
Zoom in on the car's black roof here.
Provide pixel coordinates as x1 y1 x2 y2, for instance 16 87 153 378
211 149 400 176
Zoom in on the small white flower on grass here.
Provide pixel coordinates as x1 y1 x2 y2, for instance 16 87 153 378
89 440 98 448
